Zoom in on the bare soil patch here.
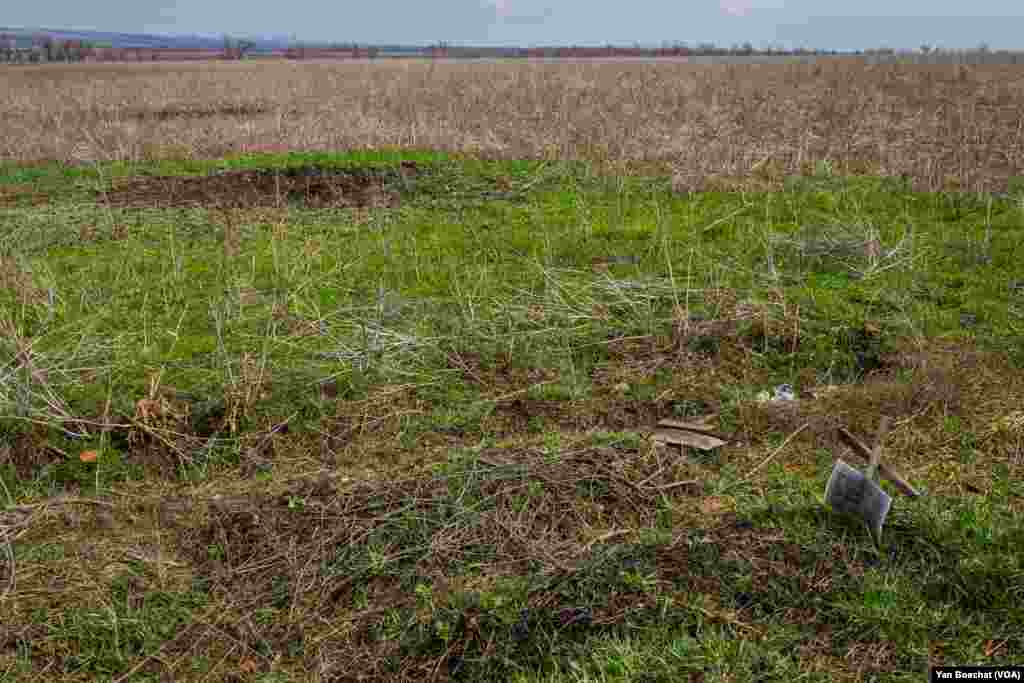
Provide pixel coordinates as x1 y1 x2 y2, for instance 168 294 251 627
101 165 409 209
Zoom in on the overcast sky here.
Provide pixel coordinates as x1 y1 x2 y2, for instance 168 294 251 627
5 1 1023 50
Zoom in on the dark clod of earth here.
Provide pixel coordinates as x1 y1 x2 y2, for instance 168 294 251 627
101 164 413 209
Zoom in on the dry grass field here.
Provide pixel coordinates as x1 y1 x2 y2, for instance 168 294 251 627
3 58 1024 191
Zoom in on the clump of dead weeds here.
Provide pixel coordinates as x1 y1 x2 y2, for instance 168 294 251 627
159 440 721 681
735 338 1024 493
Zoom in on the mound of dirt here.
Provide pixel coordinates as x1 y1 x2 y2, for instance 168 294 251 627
100 165 412 209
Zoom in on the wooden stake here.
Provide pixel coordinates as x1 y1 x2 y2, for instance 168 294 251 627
838 424 921 498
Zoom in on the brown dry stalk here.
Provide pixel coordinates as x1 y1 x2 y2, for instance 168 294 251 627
220 208 241 260
743 422 811 481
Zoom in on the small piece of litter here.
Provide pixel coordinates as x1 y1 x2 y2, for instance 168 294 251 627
757 384 796 402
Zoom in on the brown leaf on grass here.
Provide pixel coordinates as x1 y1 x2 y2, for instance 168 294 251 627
79 450 99 463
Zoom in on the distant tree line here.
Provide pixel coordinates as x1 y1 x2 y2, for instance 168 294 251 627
0 32 384 63
863 44 1024 65
1 32 1020 65
422 41 844 59
0 33 262 63
420 41 1024 62
221 35 255 60
279 42 379 59
0 33 100 63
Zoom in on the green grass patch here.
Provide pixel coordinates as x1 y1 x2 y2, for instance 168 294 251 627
1 152 1022 680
